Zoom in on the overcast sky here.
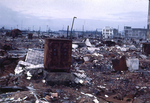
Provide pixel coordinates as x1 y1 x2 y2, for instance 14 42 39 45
0 0 148 31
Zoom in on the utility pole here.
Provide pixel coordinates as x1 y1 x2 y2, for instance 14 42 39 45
47 25 48 34
147 0 150 41
33 25 34 32
82 25 84 38
118 25 119 38
38 27 41 38
21 21 22 30
49 27 51 36
95 29 97 39
70 17 77 39
67 26 69 39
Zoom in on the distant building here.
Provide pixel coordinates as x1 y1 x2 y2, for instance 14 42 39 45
132 28 147 39
58 30 102 39
113 29 120 38
11 29 22 38
124 26 148 39
0 27 11 33
58 30 69 38
102 26 118 39
124 26 132 39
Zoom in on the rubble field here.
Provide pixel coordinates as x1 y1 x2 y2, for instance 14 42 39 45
0 35 150 103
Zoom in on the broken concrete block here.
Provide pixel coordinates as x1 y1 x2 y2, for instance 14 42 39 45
15 66 23 75
81 92 94 97
73 71 91 85
27 71 32 80
140 54 147 59
126 58 139 72
17 60 34 67
44 92 58 101
83 57 89 62
76 69 85 73
45 95 51 101
45 72 72 85
93 98 99 103
87 47 100 53
25 49 44 65
15 60 44 80
92 53 103 57
115 45 121 49
74 77 84 84
85 39 92 47
74 72 86 78
50 93 58 98
26 64 44 70
120 47 128 52
14 60 42 75
72 44 78 49
14 60 33 75
84 77 92 85
129 45 136 51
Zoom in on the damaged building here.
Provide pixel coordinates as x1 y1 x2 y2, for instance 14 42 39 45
124 26 148 39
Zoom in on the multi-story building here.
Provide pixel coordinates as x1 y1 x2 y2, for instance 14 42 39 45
113 29 121 38
124 26 132 38
102 26 118 39
132 28 146 39
124 26 148 39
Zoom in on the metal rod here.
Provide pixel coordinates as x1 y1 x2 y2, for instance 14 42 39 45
70 17 77 39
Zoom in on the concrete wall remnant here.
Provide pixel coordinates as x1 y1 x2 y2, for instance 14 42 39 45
126 58 139 72
44 38 72 72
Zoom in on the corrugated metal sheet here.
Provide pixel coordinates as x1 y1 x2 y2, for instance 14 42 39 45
142 43 150 55
25 49 44 65
112 56 128 71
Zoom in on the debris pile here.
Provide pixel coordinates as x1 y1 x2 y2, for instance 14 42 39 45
0 35 150 102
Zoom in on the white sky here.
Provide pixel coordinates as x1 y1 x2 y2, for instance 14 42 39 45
0 0 149 31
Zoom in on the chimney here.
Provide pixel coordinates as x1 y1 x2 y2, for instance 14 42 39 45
147 0 150 41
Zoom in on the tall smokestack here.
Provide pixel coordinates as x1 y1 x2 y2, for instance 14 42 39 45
147 0 150 41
